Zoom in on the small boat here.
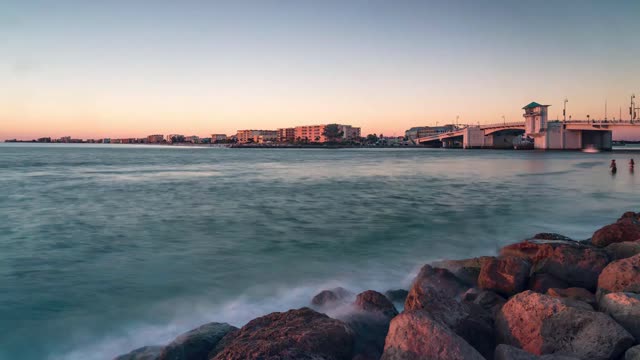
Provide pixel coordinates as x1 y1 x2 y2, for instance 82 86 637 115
513 135 534 150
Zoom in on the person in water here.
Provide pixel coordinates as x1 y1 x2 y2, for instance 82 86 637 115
610 159 617 174
630 159 635 173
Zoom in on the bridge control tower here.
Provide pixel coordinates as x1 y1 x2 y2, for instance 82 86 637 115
523 102 550 136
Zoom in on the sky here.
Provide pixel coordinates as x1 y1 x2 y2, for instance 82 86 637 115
1 0 639 140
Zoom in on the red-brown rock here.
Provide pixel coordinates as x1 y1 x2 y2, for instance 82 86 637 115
354 290 398 318
605 240 640 260
406 285 494 358
528 273 569 293
311 287 353 307
531 245 609 291
499 239 581 263
431 256 494 286
405 265 469 311
211 308 354 360
592 213 640 247
345 290 398 360
478 256 531 297
598 254 640 295
546 287 597 308
462 288 506 317
496 291 633 360
158 322 236 360
381 310 484 360
599 292 640 340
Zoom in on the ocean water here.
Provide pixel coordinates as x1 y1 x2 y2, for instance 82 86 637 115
0 144 638 360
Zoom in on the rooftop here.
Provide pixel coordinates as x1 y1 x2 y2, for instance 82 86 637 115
522 102 550 109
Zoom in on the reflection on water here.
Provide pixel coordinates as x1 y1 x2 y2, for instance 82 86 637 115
0 144 638 360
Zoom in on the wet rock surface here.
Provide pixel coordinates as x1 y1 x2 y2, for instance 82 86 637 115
592 213 640 247
311 287 354 307
494 344 580 360
114 346 163 360
496 291 633 360
381 310 484 360
157 322 236 360
478 256 531 297
211 308 354 360
598 254 640 295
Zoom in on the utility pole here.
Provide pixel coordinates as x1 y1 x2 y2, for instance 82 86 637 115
605 99 607 121
502 115 506 125
563 98 568 122
631 94 636 122
456 115 459 129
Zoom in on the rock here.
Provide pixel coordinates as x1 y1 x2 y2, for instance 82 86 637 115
547 287 597 308
528 273 569 293
405 265 469 311
406 286 494 358
114 346 163 360
496 291 633 360
605 240 640 260
157 322 236 360
431 256 494 286
499 239 581 263
592 214 640 247
626 345 640 360
462 288 506 317
494 344 579 360
311 287 353 307
599 292 640 340
384 289 408 304
210 308 354 360
354 290 398 318
530 245 610 291
478 256 531 297
344 291 399 360
532 233 573 241
598 254 640 295
380 310 484 360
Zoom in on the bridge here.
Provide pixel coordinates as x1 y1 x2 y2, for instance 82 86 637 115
415 102 640 150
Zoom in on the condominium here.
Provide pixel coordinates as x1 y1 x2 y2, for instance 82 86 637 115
236 130 278 143
277 128 295 143
294 124 361 143
147 134 164 144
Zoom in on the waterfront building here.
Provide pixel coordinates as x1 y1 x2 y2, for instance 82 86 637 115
277 128 295 143
293 124 361 143
236 130 278 143
37 137 51 143
147 134 164 144
184 135 200 144
405 125 455 140
211 134 227 143
166 134 185 143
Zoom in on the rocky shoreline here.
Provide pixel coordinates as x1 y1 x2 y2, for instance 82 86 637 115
115 211 640 360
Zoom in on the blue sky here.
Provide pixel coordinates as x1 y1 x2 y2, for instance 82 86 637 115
1 0 639 139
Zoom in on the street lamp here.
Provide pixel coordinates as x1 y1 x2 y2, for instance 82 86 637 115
502 115 506 125
587 114 590 123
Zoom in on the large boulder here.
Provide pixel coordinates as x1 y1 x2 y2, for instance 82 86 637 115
598 254 640 295
547 287 596 308
499 239 581 263
157 322 236 360
478 256 531 297
311 287 353 307
114 346 163 360
406 286 494 358
405 265 469 311
530 245 610 292
494 344 579 360
496 291 633 360
430 256 494 286
384 289 408 304
345 290 398 360
531 233 573 241
211 308 354 360
528 273 569 293
599 292 640 340
605 240 640 260
592 213 640 247
381 310 484 360
462 288 506 317
626 345 640 360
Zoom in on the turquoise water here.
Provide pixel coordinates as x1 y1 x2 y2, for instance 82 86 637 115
1 144 638 360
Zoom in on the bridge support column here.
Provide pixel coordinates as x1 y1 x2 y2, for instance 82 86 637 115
463 127 485 149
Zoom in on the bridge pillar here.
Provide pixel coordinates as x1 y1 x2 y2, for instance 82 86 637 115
462 127 485 149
